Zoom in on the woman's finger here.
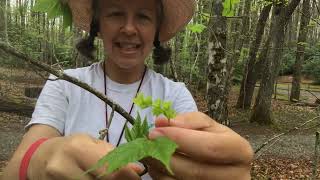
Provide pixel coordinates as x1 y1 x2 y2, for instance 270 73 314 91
149 127 252 165
45 147 94 180
155 112 230 134
64 134 143 177
155 112 212 129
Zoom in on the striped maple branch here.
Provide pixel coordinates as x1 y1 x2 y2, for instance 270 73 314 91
0 41 135 125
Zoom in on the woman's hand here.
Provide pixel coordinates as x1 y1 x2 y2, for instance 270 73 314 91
28 134 142 180
145 112 253 180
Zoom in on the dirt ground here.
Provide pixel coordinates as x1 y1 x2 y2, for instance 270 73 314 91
1 68 320 179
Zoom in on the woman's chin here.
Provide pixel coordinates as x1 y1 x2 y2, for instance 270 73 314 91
114 61 144 70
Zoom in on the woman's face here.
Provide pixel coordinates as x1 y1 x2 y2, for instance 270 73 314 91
99 0 158 69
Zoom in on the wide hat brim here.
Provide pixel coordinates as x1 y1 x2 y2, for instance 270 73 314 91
68 0 195 42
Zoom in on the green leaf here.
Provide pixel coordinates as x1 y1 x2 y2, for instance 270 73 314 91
33 0 72 28
33 0 56 12
133 93 144 107
164 109 177 120
187 24 206 34
82 137 178 176
200 12 210 23
162 101 176 119
152 99 163 116
162 101 172 111
141 116 149 137
125 126 133 142
62 5 72 28
133 93 153 109
222 0 240 17
125 112 150 142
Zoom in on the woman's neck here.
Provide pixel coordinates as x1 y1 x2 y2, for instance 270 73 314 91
103 59 146 84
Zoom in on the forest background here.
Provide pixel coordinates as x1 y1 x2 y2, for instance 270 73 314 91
1 0 320 179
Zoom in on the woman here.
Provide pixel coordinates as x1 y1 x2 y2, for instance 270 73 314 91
3 0 253 179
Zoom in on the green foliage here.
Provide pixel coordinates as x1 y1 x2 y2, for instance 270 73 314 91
133 93 153 109
187 24 206 34
33 0 72 28
297 42 309 47
199 12 210 23
80 93 178 178
125 112 149 142
83 137 177 177
134 93 177 119
308 21 317 28
280 49 295 75
303 58 320 84
223 0 240 17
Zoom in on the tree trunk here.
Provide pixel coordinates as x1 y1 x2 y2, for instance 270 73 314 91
6 0 10 26
290 0 311 102
250 0 302 125
236 4 272 109
0 0 9 43
227 0 250 73
207 0 228 124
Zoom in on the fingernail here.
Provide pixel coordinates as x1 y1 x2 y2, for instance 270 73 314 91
149 129 164 139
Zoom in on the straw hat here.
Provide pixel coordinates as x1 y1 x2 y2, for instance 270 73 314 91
68 0 195 42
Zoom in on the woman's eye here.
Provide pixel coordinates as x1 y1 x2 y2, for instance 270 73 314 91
108 12 123 17
138 13 151 20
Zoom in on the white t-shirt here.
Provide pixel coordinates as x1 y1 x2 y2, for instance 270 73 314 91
26 61 197 179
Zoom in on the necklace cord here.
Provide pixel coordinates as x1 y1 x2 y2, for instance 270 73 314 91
103 62 147 145
103 62 149 176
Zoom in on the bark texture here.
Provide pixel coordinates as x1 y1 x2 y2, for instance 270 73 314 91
236 4 272 109
0 95 35 117
0 0 9 43
207 0 228 124
250 0 302 125
290 0 311 101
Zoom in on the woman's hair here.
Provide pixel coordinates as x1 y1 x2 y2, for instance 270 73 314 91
152 0 172 65
76 0 100 60
76 0 172 64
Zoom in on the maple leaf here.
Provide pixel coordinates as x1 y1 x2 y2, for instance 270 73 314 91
82 137 177 177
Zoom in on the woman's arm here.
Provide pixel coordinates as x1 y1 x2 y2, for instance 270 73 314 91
2 124 142 180
2 124 61 180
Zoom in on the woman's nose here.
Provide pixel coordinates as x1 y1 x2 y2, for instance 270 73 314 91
120 17 137 36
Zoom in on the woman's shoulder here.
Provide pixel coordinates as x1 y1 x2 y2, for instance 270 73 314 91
147 69 197 112
147 69 185 90
63 62 102 79
146 69 190 100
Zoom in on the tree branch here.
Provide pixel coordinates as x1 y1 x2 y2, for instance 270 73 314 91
285 0 302 19
0 41 135 125
305 89 320 102
255 115 320 154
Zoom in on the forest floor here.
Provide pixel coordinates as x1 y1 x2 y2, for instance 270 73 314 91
1 67 320 179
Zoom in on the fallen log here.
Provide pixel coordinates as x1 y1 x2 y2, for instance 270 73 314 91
0 95 35 117
24 86 42 98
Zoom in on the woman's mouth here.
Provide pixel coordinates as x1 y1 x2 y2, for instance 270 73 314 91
115 42 142 55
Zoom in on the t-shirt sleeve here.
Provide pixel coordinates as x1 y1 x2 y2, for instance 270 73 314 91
172 84 198 113
25 74 68 134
